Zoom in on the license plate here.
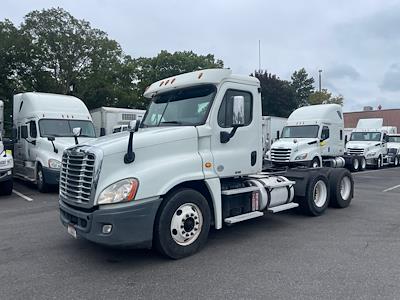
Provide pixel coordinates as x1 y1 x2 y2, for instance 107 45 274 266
67 224 77 239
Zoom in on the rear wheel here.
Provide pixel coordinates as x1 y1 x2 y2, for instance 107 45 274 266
0 179 13 196
297 174 330 216
351 157 360 172
329 168 354 208
154 188 211 259
37 165 49 193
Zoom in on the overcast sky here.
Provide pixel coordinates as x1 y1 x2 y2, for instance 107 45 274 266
2 0 400 112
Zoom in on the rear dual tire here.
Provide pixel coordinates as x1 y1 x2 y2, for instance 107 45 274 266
0 179 13 196
297 174 330 216
328 169 353 208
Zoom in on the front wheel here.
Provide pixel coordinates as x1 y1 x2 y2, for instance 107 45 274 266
154 188 211 259
350 157 360 172
310 157 321 168
375 156 382 169
37 165 49 193
394 156 399 167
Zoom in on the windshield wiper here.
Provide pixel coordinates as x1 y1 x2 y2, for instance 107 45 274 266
159 121 185 125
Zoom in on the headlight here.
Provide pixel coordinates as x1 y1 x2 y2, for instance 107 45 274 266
97 178 139 205
265 151 271 159
295 153 308 160
48 159 62 169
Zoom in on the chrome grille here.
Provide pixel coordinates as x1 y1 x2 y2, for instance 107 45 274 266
271 148 291 162
347 148 364 155
60 151 95 205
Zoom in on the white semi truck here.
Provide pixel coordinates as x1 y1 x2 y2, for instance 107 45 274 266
0 100 13 195
387 134 400 167
90 107 146 136
59 69 354 259
346 118 397 168
13 93 97 192
266 104 364 171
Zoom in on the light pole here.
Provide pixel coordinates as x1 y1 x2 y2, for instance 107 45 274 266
318 69 322 92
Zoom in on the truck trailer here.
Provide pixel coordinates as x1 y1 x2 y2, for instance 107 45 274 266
59 69 354 259
90 107 146 136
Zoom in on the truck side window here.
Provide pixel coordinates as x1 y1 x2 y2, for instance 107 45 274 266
321 126 329 140
29 121 37 138
218 90 252 128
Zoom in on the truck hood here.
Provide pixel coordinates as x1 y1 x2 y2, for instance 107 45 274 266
81 126 198 156
345 141 380 149
272 138 319 150
387 142 400 150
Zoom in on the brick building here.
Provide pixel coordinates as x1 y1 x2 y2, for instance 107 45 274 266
344 108 400 129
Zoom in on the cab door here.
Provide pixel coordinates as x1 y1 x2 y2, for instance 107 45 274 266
209 82 262 178
320 125 330 156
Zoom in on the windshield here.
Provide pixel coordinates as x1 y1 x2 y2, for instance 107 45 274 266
142 85 216 127
39 119 96 138
388 136 400 143
350 132 381 142
281 125 319 138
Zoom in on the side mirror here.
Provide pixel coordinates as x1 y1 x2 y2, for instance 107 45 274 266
232 96 245 127
73 127 82 137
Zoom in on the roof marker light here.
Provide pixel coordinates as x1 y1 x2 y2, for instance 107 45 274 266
159 81 164 87
165 79 170 85
198 72 203 79
171 78 176 84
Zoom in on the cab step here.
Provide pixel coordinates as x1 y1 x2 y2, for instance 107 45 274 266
221 186 260 195
224 211 264 224
268 202 299 213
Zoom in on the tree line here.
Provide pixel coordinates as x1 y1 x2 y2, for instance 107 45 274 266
0 8 343 135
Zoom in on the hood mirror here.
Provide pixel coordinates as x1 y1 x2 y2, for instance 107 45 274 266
47 136 58 153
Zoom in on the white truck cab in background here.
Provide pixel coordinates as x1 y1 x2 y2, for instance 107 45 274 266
59 69 354 259
387 134 400 166
267 104 351 168
345 118 397 168
13 93 96 192
0 100 13 195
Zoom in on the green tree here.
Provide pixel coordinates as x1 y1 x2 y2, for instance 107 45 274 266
132 50 224 108
253 71 297 117
291 68 315 107
308 89 344 105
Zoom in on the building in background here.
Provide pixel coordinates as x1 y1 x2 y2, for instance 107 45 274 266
344 107 400 129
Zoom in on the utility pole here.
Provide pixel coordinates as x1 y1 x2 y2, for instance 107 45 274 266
258 40 261 72
318 69 322 92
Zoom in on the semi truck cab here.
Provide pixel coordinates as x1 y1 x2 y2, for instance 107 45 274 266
59 69 354 259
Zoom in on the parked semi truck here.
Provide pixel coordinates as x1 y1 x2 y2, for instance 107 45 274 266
13 93 96 192
266 104 364 171
387 134 400 167
0 100 13 195
59 69 354 259
346 118 397 168
90 106 146 136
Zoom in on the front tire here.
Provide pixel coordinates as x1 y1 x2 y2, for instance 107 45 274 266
329 168 354 208
0 179 13 196
297 174 330 216
37 165 49 193
154 188 211 259
310 157 321 168
375 156 382 169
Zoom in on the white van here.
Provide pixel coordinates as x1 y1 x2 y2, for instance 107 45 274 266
13 92 96 192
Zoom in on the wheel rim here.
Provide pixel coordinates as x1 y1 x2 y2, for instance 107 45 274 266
170 203 203 246
340 176 352 200
361 158 366 169
313 180 328 208
312 159 320 168
353 159 359 170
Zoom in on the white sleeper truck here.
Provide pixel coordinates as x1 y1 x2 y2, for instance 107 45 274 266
59 69 354 259
387 134 400 167
13 93 96 192
267 104 364 171
345 118 397 169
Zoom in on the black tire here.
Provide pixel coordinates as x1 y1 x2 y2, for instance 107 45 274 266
154 188 211 259
350 157 360 172
0 179 13 196
37 165 49 193
359 157 366 171
328 168 354 208
375 156 382 169
310 157 321 168
296 174 330 216
394 156 399 167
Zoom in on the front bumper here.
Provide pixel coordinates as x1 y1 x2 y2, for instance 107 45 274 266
0 169 12 183
42 167 60 185
59 198 163 248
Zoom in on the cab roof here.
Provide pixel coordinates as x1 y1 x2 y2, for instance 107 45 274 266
143 69 260 98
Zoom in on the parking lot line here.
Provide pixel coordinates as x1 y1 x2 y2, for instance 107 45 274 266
382 184 400 193
12 189 34 202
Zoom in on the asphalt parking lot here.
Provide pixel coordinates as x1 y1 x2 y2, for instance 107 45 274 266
1 168 400 299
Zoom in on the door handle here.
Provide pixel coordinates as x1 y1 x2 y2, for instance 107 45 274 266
251 151 257 166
